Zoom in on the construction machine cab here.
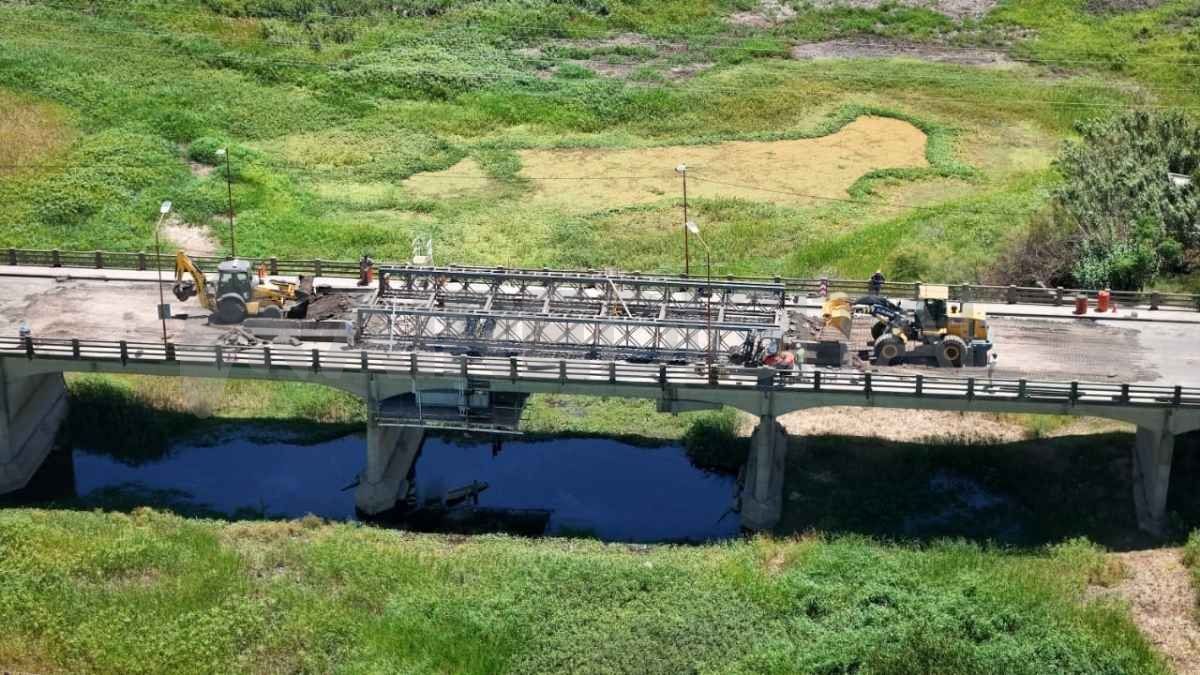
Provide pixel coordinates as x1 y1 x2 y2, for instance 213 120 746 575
216 259 255 299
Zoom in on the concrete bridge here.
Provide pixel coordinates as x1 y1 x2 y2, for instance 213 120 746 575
0 336 1197 534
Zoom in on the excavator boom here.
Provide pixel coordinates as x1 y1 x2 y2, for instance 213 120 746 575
173 251 214 310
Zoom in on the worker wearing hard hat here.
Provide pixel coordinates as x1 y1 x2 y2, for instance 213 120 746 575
869 269 885 296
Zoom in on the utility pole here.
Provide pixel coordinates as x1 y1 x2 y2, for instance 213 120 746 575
154 201 173 343
685 220 713 365
216 147 236 259
675 164 690 276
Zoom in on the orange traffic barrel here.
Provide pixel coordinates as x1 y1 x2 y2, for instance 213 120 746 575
1097 289 1110 313
1073 295 1088 315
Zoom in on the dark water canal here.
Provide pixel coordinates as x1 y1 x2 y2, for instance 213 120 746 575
15 431 741 543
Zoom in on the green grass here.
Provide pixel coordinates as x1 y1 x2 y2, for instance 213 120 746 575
0 508 1171 674
0 0 1193 282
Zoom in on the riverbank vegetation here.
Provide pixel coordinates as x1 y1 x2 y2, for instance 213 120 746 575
0 507 1173 674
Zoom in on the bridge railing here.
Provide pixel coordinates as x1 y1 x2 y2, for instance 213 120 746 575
2 337 1197 410
5 247 1198 312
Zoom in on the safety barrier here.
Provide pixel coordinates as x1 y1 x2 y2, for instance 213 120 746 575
1 337 1196 410
4 247 1198 312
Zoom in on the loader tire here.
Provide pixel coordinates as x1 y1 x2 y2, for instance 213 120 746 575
938 335 967 368
258 304 283 319
873 335 904 366
214 294 247 324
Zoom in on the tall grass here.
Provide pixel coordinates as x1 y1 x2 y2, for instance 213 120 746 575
0 508 1172 673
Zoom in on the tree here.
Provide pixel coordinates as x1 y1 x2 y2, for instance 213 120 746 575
1053 111 1200 289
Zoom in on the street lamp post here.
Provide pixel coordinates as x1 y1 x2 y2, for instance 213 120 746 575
685 220 713 364
675 164 690 276
153 200 173 343
216 148 236 259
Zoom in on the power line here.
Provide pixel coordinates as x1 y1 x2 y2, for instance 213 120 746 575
686 175 1041 217
0 157 1048 220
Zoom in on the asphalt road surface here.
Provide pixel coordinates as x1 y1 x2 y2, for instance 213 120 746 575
2 276 1198 388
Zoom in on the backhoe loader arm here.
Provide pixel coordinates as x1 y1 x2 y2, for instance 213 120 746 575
173 251 214 310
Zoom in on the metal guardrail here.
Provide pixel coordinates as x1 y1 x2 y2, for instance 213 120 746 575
1 337 1196 410
4 247 1199 312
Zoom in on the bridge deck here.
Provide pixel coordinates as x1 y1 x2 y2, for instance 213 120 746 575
1 276 1198 389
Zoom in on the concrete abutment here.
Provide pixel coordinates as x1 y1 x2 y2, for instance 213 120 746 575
740 414 788 531
0 368 68 495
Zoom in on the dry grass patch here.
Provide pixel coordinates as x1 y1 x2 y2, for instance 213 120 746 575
0 89 73 172
404 116 928 212
775 407 1029 443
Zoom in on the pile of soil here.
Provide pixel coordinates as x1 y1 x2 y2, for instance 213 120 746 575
304 293 356 321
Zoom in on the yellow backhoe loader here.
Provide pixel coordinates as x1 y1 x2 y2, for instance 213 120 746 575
172 252 311 324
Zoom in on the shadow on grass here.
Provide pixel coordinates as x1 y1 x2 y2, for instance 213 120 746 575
776 430 1200 551
63 377 362 466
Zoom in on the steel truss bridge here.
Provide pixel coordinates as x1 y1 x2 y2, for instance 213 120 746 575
356 266 790 360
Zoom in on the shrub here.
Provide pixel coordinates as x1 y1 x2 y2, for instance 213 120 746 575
1051 111 1200 289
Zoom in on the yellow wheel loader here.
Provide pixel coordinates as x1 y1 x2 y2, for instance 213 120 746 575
819 285 991 367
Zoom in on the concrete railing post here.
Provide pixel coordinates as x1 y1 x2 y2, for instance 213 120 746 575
1006 285 1018 304
1055 286 1064 305
1150 292 1162 311
269 256 278 275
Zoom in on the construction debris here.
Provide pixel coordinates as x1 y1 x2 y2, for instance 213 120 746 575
304 293 355 321
218 327 261 347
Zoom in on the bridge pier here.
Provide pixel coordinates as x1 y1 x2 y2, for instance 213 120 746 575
740 415 788 531
1132 423 1177 536
0 367 68 496
355 421 425 516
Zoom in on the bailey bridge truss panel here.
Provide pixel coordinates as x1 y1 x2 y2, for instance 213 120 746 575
361 267 788 359
376 266 786 318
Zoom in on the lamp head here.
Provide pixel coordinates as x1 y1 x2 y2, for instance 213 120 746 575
675 164 687 174
160 200 172 215
685 220 700 235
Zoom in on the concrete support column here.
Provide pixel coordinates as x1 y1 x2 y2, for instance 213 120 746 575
0 369 68 495
1132 423 1176 535
740 414 788 531
355 422 424 515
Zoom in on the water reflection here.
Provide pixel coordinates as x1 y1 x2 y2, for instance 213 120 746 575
35 430 741 543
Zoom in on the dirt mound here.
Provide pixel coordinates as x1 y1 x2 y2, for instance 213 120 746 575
1085 0 1165 13
404 116 928 212
729 0 797 28
791 38 1014 67
162 218 221 257
806 0 1000 20
1091 548 1200 673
